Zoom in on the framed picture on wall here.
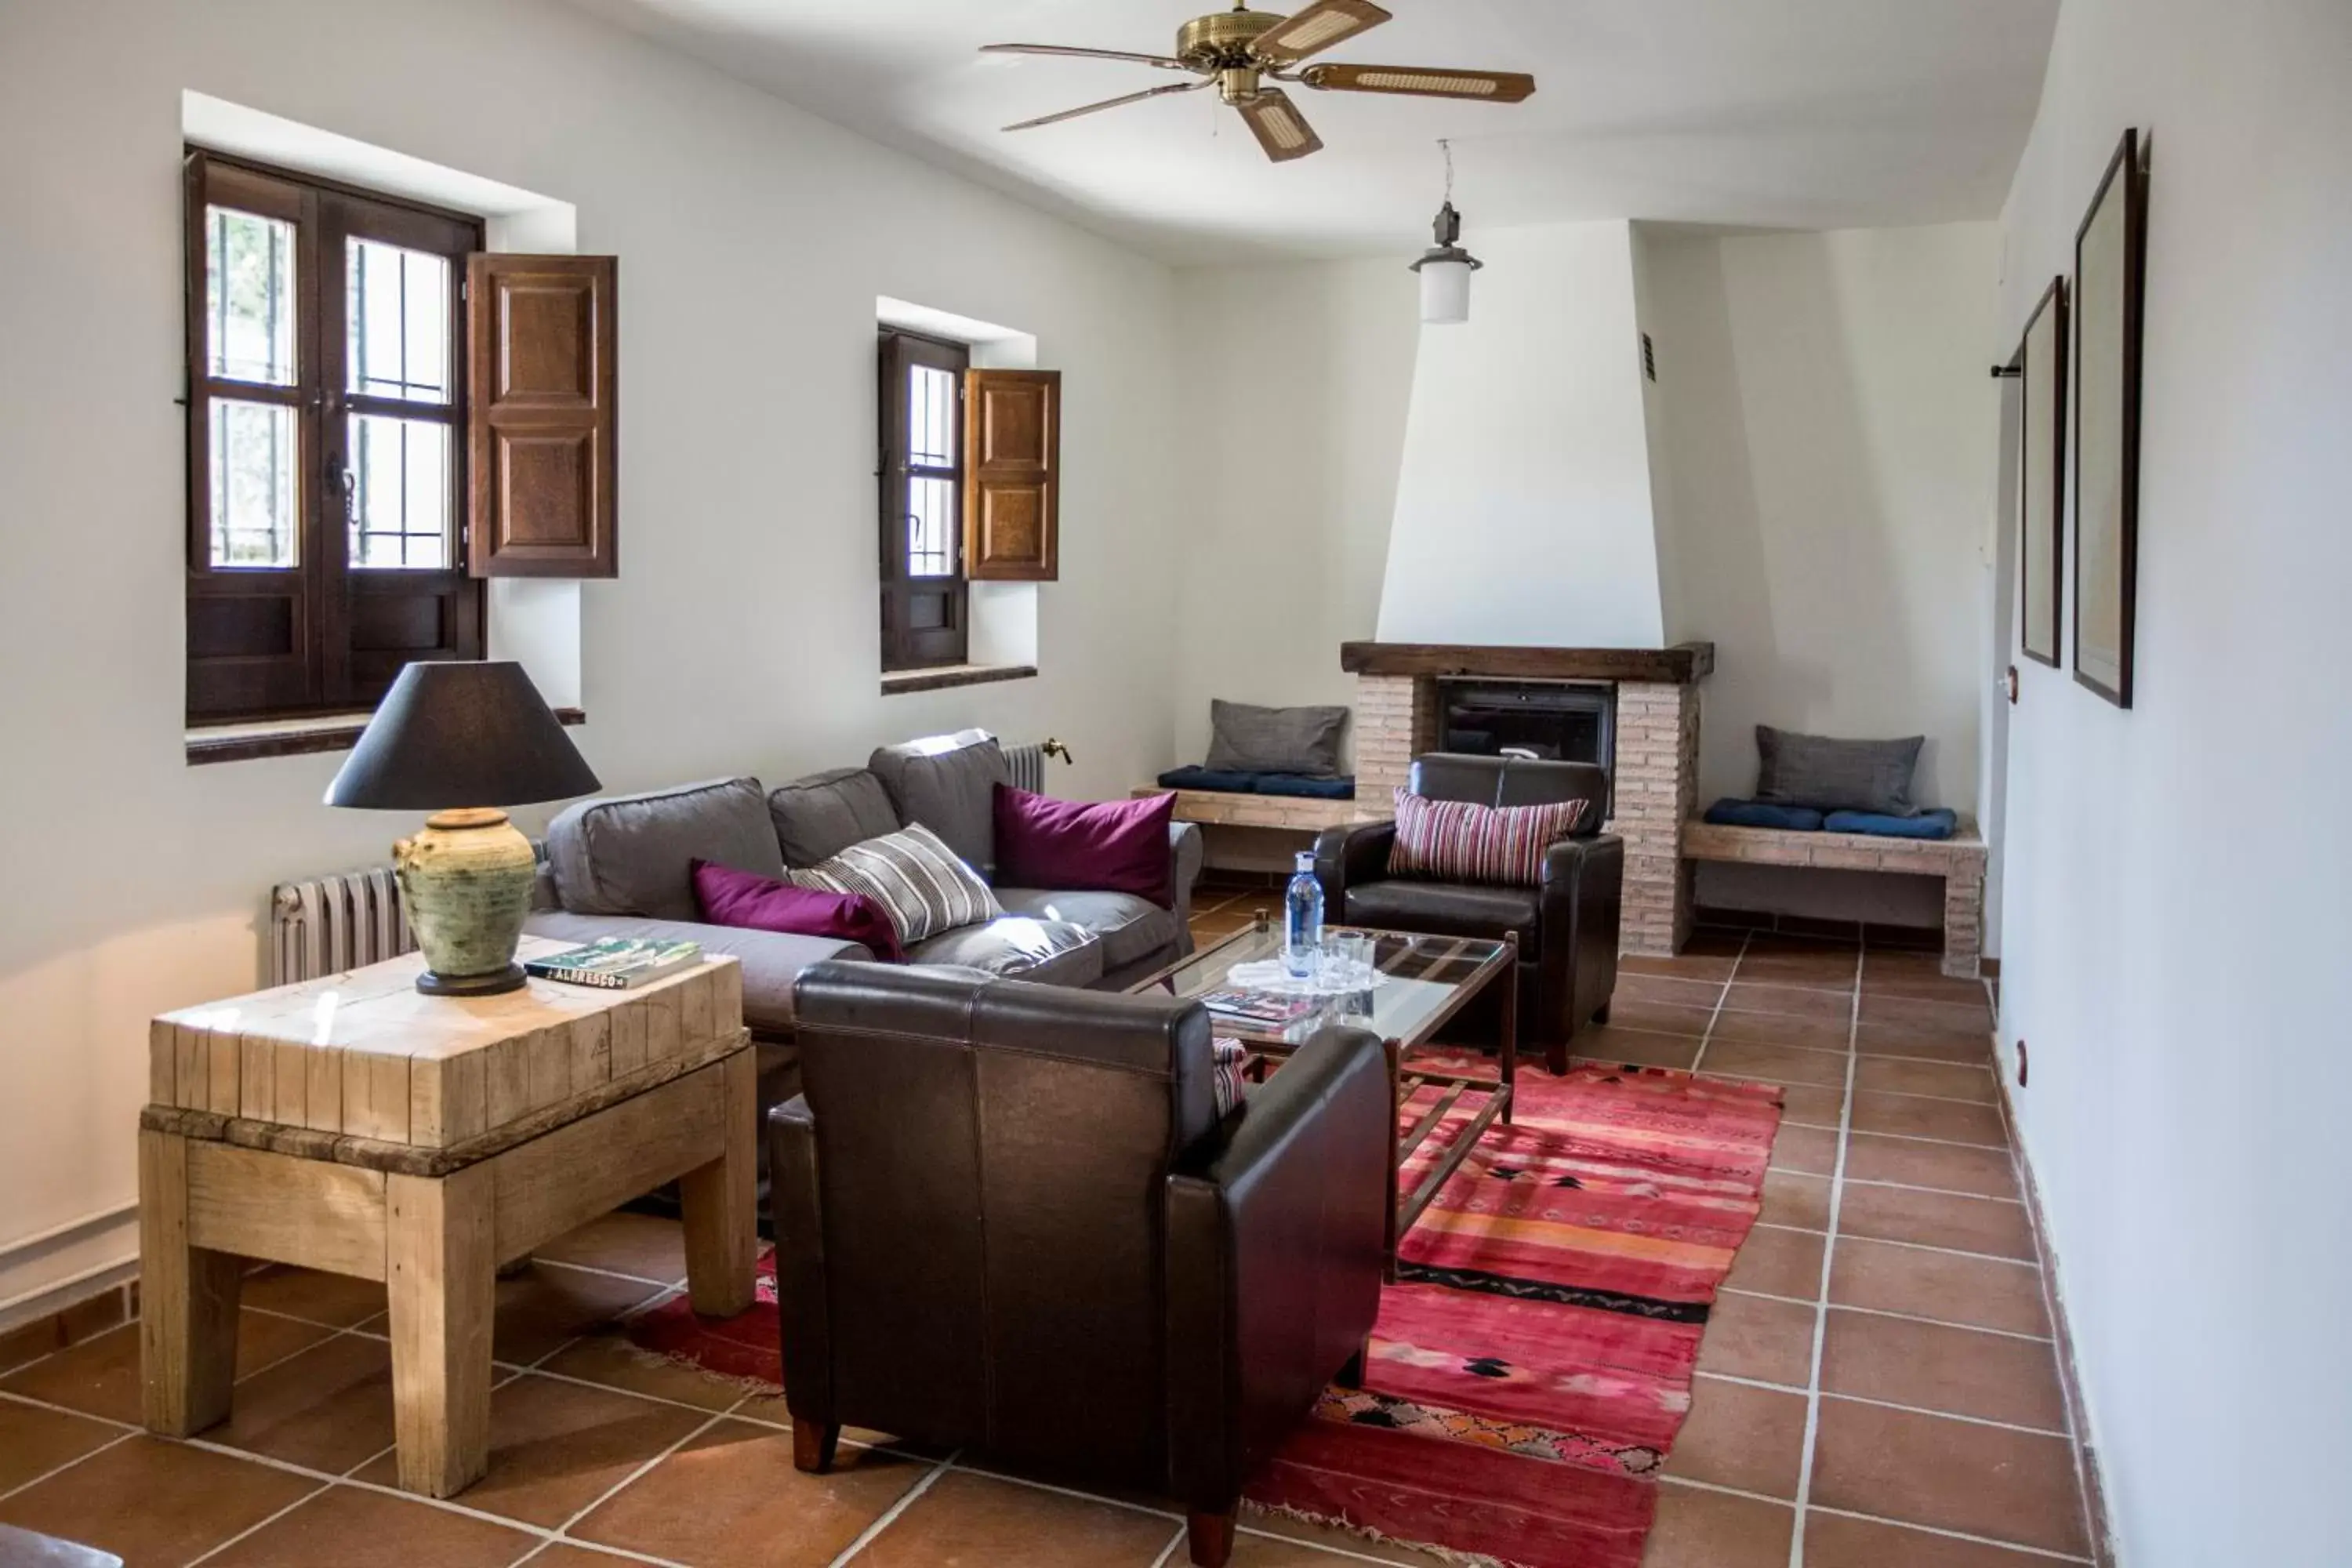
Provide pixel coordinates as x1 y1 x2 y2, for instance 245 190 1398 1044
2071 128 2147 708
2016 276 2067 667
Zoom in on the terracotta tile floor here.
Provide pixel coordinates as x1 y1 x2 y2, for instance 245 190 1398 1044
0 907 2092 1568
1602 928 2095 1565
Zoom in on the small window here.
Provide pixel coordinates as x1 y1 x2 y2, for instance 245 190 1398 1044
184 151 484 724
877 331 970 670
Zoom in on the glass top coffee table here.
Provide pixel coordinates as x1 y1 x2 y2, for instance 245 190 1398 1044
1130 915 1519 1272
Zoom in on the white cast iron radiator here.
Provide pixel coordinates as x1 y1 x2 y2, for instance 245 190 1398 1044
1005 737 1073 794
270 866 412 985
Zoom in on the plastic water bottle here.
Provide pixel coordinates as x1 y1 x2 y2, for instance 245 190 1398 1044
1283 851 1324 980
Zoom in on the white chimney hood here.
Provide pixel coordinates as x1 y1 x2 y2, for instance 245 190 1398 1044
1374 220 1671 649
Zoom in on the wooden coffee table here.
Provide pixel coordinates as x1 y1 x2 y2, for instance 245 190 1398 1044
139 938 757 1497
1133 916 1517 1272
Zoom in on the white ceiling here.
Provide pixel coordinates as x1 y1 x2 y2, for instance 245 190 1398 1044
566 0 2060 263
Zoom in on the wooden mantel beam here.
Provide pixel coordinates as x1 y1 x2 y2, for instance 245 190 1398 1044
1338 641 1716 684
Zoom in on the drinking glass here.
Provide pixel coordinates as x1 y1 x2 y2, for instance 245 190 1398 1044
1323 931 1373 989
1315 935 1351 990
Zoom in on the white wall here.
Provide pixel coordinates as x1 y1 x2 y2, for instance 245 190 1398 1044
1375 221 1666 649
1639 223 2001 817
1993 2 2352 1562
1168 259 1421 768
1172 223 2002 927
0 0 1181 1317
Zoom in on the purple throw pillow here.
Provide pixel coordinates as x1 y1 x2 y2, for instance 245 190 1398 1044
691 858 904 962
993 786 1176 908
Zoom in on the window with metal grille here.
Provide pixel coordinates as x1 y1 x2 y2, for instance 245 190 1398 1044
184 150 484 724
877 330 970 670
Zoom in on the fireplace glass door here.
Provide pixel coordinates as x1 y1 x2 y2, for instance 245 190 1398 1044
1437 683 1616 811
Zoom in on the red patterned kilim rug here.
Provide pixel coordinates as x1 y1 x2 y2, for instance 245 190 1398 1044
1248 1058 1781 1567
624 1057 1780 1568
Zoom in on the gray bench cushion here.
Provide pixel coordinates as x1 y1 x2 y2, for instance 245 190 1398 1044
903 916 1104 988
545 777 783 921
522 910 869 1034
769 768 901 867
869 730 1007 876
995 888 1180 971
1206 699 1349 778
1754 725 1926 817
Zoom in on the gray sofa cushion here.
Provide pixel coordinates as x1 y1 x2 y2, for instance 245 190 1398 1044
1206 699 1349 778
522 910 869 1034
768 768 901 867
869 729 1008 876
545 777 784 921
1755 725 1926 817
995 888 1181 971
903 916 1105 988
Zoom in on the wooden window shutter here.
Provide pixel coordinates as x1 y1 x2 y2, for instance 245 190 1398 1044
961 368 1059 582
466 255 618 577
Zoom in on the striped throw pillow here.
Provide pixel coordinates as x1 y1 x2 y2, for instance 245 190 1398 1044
786 822 1001 948
1210 1037 1250 1120
1386 788 1590 887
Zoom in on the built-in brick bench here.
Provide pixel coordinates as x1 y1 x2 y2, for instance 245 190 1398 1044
1680 820 1989 978
1134 787 1380 834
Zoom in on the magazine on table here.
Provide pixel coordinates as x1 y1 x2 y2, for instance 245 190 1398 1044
524 938 702 989
1199 988 1319 1025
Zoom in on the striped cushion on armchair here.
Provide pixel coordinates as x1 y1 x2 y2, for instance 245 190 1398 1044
1386 787 1590 887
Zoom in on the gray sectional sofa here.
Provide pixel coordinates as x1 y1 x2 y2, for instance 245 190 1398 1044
524 731 1204 1062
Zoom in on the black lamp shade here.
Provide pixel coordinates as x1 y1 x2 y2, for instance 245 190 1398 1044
325 662 601 811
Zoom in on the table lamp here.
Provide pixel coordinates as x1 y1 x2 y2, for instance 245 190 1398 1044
325 662 601 996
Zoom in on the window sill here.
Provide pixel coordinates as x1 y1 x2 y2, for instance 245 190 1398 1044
879 663 1037 697
187 706 586 766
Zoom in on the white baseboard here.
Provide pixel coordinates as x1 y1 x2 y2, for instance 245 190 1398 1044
0 1203 139 1334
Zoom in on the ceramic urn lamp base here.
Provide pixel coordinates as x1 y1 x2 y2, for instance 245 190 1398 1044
395 806 540 996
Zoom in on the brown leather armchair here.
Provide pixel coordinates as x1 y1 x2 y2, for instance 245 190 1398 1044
1315 754 1623 1073
770 961 1392 1568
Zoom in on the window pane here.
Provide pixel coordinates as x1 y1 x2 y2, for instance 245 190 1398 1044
347 238 451 403
209 398 299 567
348 413 451 569
908 475 956 578
206 206 296 386
909 364 955 466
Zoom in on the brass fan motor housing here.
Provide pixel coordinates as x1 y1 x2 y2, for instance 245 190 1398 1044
1177 8 1282 69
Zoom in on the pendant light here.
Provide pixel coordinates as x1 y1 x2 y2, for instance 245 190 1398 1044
1409 139 1481 325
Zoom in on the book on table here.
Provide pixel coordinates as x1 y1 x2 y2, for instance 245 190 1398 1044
524 938 702 989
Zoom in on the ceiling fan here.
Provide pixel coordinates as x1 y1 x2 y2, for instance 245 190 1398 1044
980 0 1537 163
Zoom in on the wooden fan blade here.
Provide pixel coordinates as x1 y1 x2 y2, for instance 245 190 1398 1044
1236 88 1324 163
1249 0 1392 64
1003 78 1210 132
1300 64 1537 102
981 43 1196 72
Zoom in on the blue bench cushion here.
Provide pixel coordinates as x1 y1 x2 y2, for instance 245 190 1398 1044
1158 765 1262 793
1704 798 1826 831
1158 766 1356 800
1254 773 1356 800
1824 808 1958 840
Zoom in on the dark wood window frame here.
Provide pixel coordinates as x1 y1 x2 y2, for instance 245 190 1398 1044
184 148 486 726
877 329 971 672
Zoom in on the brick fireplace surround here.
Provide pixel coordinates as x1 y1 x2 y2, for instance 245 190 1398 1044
1344 641 1714 958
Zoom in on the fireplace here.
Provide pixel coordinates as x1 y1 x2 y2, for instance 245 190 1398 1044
1343 641 1714 956
1437 681 1614 768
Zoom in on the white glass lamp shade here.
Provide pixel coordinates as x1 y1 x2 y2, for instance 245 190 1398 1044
1418 257 1473 325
